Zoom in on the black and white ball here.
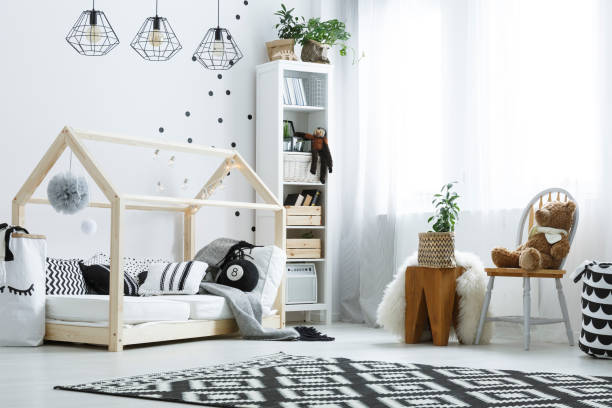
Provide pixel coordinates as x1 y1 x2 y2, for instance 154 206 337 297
217 259 259 292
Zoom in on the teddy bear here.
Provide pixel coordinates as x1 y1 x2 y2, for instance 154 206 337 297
491 200 576 271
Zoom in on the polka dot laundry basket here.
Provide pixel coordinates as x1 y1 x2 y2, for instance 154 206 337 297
571 261 612 359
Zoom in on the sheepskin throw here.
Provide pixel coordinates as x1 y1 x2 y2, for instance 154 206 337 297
377 251 493 344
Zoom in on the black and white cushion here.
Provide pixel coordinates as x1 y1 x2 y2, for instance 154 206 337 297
139 261 208 296
78 263 141 296
84 253 170 280
572 261 612 359
45 258 87 295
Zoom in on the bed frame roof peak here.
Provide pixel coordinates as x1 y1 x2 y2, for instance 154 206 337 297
14 126 282 213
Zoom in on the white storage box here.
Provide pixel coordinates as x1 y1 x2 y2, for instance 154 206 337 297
284 152 320 183
286 263 317 304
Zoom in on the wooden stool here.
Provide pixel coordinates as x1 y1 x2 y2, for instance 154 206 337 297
405 266 464 346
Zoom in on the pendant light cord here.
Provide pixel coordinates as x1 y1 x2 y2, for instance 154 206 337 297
69 151 73 174
217 0 220 27
155 0 159 16
92 0 95 10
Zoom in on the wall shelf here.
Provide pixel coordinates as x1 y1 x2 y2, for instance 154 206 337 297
287 258 326 262
256 60 333 325
283 105 325 113
283 181 325 186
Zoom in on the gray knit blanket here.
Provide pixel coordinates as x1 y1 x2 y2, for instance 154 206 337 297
195 238 298 341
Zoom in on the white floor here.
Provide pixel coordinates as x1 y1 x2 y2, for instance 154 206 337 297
0 323 609 408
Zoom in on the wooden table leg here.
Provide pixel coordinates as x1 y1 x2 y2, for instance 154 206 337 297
425 268 458 346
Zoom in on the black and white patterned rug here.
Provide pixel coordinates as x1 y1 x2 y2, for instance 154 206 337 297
55 352 612 407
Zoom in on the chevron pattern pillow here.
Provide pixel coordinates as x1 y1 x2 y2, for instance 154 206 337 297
45 258 87 295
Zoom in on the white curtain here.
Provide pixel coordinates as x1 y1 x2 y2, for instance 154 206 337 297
336 0 612 332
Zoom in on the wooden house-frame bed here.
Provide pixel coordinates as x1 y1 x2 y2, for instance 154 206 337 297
13 126 286 351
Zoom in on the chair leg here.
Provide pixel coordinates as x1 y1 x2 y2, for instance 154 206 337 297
555 278 575 346
475 276 495 345
523 277 531 351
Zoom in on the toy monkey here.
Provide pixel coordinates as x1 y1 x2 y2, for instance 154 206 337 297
295 127 333 183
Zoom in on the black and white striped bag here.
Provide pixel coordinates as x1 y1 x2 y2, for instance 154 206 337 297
571 261 612 359
138 261 208 296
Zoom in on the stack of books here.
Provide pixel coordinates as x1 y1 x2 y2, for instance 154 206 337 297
284 190 321 206
282 77 307 106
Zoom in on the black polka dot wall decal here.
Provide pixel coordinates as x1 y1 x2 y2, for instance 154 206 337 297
236 14 241 20
208 90 213 96
159 127 164 133
244 0 249 5
217 74 223 79
192 56 197 61
251 226 256 232
218 118 223 123
247 114 253 120
231 142 237 148
226 90 231 95
227 34 232 40
185 111 191 117
229 60 235 66
227 172 231 176
235 211 240 217
187 138 193 143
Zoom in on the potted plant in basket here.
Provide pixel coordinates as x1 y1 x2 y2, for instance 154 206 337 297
299 17 351 64
267 4 305 61
418 182 461 268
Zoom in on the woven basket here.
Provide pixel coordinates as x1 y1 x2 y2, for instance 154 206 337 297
418 232 456 268
284 152 320 183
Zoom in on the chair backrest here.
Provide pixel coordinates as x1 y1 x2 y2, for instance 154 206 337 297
516 188 579 269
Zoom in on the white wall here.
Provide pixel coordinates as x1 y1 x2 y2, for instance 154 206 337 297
0 1 334 263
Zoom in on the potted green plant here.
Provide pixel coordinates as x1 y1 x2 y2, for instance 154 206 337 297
418 182 460 268
267 4 305 61
300 17 351 64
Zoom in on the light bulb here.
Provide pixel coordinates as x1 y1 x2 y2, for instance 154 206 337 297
87 24 103 44
148 29 164 47
168 155 175 166
212 40 224 57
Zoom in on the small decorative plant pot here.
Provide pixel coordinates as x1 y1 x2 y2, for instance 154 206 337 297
266 39 298 61
301 39 330 64
418 232 456 268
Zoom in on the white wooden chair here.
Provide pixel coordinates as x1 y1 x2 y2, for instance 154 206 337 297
475 188 578 350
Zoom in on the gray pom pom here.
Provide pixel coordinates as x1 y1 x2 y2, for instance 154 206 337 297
47 172 89 215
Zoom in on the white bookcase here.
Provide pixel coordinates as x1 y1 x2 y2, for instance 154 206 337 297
255 60 333 324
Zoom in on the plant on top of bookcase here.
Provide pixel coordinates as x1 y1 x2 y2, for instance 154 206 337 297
266 4 304 61
300 18 362 64
418 182 461 268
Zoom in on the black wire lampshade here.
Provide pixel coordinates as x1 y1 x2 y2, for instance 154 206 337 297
66 5 119 56
131 16 182 61
193 27 243 70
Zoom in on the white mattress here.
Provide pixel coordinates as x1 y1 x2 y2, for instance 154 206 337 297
46 295 190 324
161 295 233 320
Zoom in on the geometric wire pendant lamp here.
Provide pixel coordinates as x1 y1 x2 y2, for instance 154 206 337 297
66 0 120 56
131 0 182 61
193 0 243 70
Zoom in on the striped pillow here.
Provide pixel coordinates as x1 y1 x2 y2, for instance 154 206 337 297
138 261 208 296
78 263 140 296
46 258 88 295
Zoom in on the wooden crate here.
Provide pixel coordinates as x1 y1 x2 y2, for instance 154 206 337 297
287 238 322 258
287 216 322 226
285 206 322 216
286 206 322 226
